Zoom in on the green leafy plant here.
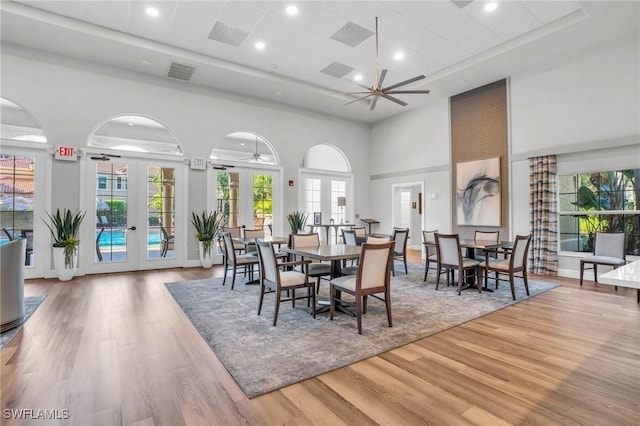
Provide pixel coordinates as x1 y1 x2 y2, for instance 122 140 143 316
43 208 86 269
287 210 308 234
191 210 224 257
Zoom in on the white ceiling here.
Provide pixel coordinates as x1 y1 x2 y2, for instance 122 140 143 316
1 1 638 123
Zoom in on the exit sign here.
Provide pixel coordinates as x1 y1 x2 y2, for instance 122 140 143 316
55 146 77 161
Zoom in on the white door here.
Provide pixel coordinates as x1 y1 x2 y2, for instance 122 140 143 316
393 182 424 250
83 156 183 273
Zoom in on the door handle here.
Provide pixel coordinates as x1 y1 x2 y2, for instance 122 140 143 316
128 226 136 231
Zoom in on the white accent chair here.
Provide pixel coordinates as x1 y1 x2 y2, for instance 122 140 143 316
580 232 626 287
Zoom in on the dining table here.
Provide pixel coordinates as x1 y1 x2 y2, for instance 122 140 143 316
280 244 362 314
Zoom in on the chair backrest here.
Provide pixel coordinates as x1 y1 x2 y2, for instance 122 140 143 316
342 229 357 246
392 228 409 254
256 240 279 283
244 229 264 240
367 235 390 244
422 230 437 255
351 226 366 237
253 217 265 230
510 234 532 270
224 226 242 239
221 232 237 265
435 233 462 267
21 229 34 250
356 242 394 290
3 227 18 241
291 233 320 249
475 230 499 243
594 232 626 260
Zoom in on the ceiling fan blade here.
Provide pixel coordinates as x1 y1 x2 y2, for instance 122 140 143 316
343 94 373 107
382 75 426 91
347 80 375 91
376 69 388 89
345 91 374 95
369 95 379 111
385 90 431 94
380 93 407 107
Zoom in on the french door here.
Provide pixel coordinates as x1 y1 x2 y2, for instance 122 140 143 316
210 165 282 236
83 155 184 273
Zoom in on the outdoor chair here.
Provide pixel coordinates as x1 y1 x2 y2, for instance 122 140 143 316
160 224 174 258
256 240 315 326
484 234 532 300
579 232 626 287
435 233 481 295
329 241 394 335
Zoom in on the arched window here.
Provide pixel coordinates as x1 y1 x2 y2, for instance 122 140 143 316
300 144 353 239
211 132 278 165
1 97 49 277
88 115 182 155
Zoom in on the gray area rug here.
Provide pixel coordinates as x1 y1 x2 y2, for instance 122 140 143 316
0 295 46 350
165 264 558 398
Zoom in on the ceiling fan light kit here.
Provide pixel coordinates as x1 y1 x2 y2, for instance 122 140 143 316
345 17 430 111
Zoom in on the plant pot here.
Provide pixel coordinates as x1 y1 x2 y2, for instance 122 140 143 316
53 246 78 281
198 240 215 269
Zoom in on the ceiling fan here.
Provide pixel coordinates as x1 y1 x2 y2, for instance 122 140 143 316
240 135 270 163
345 17 430 111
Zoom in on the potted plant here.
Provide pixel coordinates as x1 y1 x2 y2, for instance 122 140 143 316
192 210 224 268
287 210 308 235
43 208 86 281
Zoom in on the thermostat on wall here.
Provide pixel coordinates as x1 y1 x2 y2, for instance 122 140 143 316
190 157 207 170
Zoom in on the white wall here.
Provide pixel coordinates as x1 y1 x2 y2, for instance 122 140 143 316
1 48 370 262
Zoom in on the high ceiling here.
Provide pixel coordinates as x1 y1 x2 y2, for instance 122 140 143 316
1 1 638 123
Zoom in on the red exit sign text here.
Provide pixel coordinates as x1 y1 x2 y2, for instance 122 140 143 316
55 146 77 161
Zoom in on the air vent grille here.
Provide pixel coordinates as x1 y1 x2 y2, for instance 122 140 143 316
329 21 374 47
208 21 249 47
452 0 474 8
167 62 197 81
320 62 355 79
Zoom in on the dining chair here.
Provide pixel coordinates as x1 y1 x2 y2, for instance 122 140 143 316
484 234 532 300
340 229 359 275
243 228 264 254
350 226 367 238
474 230 500 261
255 240 315 326
223 226 245 253
366 235 391 244
435 233 481 295
422 230 439 281
221 231 259 290
579 232 626 286
329 241 394 335
290 233 332 292
392 227 409 275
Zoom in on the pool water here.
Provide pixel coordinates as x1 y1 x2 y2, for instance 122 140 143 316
98 229 161 247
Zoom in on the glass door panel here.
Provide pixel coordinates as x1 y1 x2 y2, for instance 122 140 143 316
146 166 175 259
95 161 131 264
253 173 273 233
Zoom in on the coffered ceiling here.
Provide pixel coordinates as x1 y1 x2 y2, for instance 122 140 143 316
1 1 638 123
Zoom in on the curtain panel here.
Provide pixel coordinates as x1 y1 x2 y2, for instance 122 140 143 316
529 155 558 275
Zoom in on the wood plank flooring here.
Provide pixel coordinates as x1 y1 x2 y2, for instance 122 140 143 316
2 250 639 425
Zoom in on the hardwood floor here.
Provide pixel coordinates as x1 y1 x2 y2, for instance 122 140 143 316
2 250 638 425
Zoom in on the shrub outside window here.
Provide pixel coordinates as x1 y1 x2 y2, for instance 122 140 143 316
559 169 640 256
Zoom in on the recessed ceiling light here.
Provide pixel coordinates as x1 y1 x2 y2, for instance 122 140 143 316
484 2 498 12
286 5 298 16
353 74 363 82
145 7 159 17
127 122 134 126
254 41 266 50
393 51 405 61
140 60 150 65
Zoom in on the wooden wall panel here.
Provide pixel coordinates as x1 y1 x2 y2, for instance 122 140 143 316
450 79 509 239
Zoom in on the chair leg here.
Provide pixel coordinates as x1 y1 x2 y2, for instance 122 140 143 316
310 285 316 319
509 273 516 300
231 268 237 290
579 261 584 286
222 263 228 286
457 268 463 295
257 284 265 315
291 289 296 308
424 259 429 281
273 290 281 326
436 264 441 290
363 295 368 314
476 267 481 293
329 286 336 320
403 257 408 274
523 269 530 296
385 290 392 328
356 295 363 334
593 264 598 283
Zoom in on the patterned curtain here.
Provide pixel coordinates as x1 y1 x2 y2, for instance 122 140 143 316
529 155 558 275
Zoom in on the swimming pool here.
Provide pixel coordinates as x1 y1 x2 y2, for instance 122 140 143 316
97 229 161 247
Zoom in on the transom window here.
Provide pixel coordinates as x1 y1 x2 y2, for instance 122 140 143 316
559 169 639 255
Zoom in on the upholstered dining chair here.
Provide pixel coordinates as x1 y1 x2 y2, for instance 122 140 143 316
579 232 626 287
255 240 315 326
340 229 359 275
392 227 409 275
221 231 259 290
290 233 332 292
223 226 245 253
484 234 532 300
422 230 440 281
242 228 264 254
350 226 367 238
435 233 481 295
474 230 499 262
367 235 391 244
329 241 394 335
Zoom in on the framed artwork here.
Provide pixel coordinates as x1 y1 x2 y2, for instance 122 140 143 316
456 157 501 226
313 212 322 225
